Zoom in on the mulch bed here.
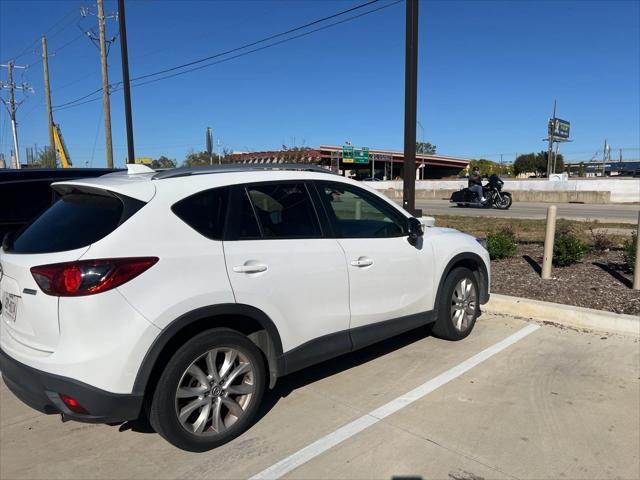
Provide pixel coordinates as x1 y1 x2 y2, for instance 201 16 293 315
491 243 640 315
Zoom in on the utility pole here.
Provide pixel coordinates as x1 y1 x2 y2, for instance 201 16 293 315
1 61 31 169
402 0 420 216
97 0 114 167
118 0 135 164
546 100 556 178
41 35 56 168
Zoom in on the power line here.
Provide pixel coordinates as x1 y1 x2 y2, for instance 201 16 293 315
7 7 80 62
128 0 402 90
53 0 399 110
131 0 382 83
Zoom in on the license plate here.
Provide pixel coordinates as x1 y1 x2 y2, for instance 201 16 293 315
2 292 17 323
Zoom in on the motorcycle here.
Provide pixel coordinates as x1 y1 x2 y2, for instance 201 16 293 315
449 174 512 210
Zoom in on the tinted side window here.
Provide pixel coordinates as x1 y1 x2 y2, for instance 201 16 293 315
172 187 229 240
12 193 127 254
246 183 321 238
319 183 408 238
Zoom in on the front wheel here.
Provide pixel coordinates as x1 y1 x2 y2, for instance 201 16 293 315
431 267 479 341
149 328 266 452
495 193 512 210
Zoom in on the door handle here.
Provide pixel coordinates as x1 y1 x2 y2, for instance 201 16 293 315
233 264 268 274
350 257 374 267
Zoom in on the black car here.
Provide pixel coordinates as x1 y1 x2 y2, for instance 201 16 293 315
0 168 120 240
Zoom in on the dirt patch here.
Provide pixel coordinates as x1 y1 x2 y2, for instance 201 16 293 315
491 244 640 315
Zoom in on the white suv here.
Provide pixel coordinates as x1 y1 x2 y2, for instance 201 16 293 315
0 165 490 451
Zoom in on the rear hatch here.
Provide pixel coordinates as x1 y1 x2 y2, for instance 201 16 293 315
1 186 146 353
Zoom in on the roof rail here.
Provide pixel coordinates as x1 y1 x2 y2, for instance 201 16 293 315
152 163 337 180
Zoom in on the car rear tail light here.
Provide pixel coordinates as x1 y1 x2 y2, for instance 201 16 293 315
31 257 158 297
59 394 89 415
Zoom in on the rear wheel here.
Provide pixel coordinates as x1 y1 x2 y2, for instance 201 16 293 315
432 267 479 341
149 328 265 452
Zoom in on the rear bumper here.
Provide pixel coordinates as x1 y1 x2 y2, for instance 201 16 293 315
0 348 143 424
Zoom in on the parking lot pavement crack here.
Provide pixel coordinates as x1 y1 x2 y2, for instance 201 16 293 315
377 418 522 480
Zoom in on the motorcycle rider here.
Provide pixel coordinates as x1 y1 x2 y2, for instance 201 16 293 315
468 166 486 203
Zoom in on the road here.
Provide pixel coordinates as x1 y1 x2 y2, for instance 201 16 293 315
402 200 640 223
2 313 638 480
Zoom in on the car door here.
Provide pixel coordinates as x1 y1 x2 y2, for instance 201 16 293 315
222 181 351 370
314 181 435 349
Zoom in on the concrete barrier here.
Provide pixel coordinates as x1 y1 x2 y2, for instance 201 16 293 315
379 187 611 203
374 178 639 204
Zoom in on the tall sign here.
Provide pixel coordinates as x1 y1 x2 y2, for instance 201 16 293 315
548 118 570 140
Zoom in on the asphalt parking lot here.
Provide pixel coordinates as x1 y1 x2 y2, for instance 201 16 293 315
1 313 639 480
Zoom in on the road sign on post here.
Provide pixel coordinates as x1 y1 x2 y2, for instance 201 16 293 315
342 145 354 163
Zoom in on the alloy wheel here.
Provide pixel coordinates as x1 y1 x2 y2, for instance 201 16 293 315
450 278 477 331
174 347 255 435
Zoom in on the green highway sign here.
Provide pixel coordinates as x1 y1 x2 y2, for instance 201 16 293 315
354 147 369 164
342 145 354 163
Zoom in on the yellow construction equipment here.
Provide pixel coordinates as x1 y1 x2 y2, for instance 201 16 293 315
52 123 72 168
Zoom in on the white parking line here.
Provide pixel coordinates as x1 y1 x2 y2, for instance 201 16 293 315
250 323 540 480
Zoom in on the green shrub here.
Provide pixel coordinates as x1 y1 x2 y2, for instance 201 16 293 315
486 226 518 260
623 232 637 272
553 233 590 267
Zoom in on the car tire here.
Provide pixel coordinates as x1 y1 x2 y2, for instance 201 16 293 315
149 328 266 452
431 267 479 341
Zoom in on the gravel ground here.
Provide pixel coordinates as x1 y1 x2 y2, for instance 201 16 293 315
491 243 640 315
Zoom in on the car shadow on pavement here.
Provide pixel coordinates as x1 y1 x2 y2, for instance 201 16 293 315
256 325 434 424
117 325 435 436
593 262 633 288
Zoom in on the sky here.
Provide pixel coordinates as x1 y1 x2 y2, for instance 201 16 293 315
1 0 639 168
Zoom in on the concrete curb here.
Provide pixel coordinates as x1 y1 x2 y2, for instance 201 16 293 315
484 293 640 336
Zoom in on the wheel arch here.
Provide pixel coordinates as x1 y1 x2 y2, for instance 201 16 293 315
132 304 284 399
435 253 490 309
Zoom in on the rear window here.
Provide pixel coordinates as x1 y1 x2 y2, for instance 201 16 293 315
12 192 132 254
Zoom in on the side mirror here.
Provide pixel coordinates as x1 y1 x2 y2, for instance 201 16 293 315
408 217 424 242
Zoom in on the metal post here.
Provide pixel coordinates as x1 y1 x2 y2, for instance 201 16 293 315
42 36 56 168
97 0 114 167
541 205 557 279
417 120 424 180
118 0 135 164
633 211 640 290
602 139 607 177
371 153 375 180
402 0 420 216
